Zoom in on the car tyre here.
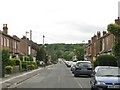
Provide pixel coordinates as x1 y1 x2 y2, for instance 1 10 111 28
91 86 94 90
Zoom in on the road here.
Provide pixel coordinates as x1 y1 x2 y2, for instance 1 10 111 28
14 62 91 89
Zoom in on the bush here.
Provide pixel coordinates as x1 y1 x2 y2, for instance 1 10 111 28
22 61 28 71
31 61 38 69
27 65 34 70
94 55 117 67
8 58 22 71
5 66 13 74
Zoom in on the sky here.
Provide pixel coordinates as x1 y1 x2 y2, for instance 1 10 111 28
0 0 120 44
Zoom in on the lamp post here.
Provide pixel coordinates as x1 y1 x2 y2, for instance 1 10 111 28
25 31 29 71
26 31 29 55
43 35 45 45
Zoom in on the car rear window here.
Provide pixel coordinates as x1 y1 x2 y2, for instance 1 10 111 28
76 62 92 68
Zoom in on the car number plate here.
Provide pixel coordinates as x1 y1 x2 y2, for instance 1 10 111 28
108 85 120 88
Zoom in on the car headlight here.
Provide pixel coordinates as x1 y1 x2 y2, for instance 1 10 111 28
96 81 105 85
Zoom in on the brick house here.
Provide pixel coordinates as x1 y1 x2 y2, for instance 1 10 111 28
85 31 101 60
101 31 115 54
20 36 39 58
0 24 20 56
85 17 120 61
19 36 29 55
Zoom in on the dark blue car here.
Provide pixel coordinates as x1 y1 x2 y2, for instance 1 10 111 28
90 66 120 90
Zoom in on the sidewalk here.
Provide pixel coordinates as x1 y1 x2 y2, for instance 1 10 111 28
0 65 54 89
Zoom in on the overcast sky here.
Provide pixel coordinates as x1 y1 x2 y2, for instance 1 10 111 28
0 0 120 44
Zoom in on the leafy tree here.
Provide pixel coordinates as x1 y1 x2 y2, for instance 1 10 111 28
36 46 45 61
107 23 120 67
0 49 10 77
75 47 84 60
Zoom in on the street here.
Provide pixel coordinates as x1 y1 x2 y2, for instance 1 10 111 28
15 62 91 89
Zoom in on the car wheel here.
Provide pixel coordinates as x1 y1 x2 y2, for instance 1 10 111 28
91 86 94 90
72 71 74 74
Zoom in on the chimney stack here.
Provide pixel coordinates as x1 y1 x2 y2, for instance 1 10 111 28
115 17 120 25
88 40 91 44
103 31 106 36
97 31 101 39
3 24 8 34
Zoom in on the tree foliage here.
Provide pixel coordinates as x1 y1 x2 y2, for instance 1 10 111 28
107 23 120 67
107 23 120 36
0 49 10 77
75 47 84 60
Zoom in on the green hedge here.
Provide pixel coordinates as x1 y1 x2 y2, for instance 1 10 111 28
8 58 22 71
5 65 13 74
94 55 117 67
22 61 38 71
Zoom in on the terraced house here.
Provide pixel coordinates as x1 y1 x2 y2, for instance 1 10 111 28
0 24 20 57
0 24 39 60
85 17 120 61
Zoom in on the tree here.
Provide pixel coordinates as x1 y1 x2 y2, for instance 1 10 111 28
75 47 84 60
0 49 10 77
107 23 120 67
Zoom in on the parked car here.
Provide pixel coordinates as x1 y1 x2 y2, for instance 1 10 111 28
74 61 93 77
65 61 73 67
71 61 77 73
90 66 120 90
94 66 117 73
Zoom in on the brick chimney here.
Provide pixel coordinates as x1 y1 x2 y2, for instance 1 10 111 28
103 31 106 36
3 24 8 34
88 40 91 44
97 31 101 39
115 17 120 25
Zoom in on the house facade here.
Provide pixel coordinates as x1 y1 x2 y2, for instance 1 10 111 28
85 17 120 61
0 24 20 56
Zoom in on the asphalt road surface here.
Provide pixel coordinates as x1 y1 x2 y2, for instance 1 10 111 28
16 62 91 89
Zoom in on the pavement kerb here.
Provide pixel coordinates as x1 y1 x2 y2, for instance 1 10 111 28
0 64 54 87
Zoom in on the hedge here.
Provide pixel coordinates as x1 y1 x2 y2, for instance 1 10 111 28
94 55 117 67
7 58 22 71
5 65 13 74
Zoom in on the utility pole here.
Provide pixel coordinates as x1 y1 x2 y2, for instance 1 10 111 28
26 31 29 55
43 35 45 45
30 30 32 55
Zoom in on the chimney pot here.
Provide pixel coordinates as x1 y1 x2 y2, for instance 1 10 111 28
3 24 8 34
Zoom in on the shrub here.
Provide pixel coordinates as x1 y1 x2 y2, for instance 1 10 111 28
27 65 34 70
94 55 117 67
32 61 38 69
5 66 13 74
7 58 15 66
8 58 22 71
22 61 28 70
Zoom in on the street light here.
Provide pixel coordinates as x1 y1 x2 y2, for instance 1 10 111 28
25 31 29 71
26 31 29 55
43 35 45 45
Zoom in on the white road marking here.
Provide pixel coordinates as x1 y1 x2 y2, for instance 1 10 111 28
73 77 83 88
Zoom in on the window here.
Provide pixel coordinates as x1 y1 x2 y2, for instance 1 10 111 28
1 36 3 45
4 38 6 46
7 39 9 47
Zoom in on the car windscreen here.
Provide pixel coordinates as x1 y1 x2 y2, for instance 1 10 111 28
76 62 92 68
96 68 120 77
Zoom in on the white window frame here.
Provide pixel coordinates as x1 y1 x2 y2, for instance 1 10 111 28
7 39 9 47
